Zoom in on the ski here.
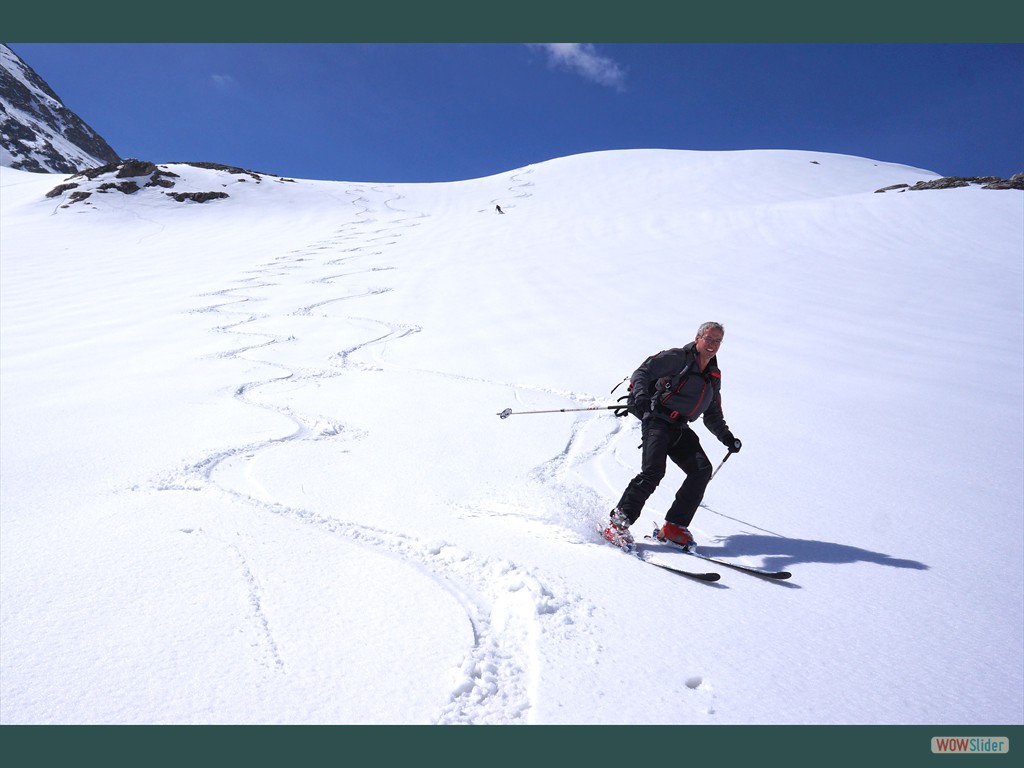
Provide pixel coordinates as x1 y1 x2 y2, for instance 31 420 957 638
619 542 720 582
644 532 792 580
636 552 721 582
599 524 720 582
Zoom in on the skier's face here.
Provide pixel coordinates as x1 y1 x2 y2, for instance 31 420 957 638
696 331 723 358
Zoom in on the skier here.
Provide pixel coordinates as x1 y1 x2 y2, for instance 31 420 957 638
495 204 505 214
603 321 742 551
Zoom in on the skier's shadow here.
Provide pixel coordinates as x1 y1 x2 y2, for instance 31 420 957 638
701 533 930 574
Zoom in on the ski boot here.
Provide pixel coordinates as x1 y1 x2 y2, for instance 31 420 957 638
656 521 697 552
602 508 635 550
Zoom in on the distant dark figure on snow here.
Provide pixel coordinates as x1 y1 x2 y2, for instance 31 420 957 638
495 205 504 214
603 321 742 552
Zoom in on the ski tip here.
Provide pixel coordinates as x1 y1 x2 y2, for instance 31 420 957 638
643 559 721 582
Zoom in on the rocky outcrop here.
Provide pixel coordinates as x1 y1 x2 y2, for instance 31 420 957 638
44 158 290 207
876 174 1024 193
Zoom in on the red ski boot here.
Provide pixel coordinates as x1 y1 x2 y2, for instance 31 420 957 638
656 521 697 552
602 508 635 550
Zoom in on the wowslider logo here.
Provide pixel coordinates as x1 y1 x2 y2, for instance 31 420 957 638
931 736 1010 754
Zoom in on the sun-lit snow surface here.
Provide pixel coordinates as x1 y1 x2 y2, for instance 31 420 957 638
1 149 1021 725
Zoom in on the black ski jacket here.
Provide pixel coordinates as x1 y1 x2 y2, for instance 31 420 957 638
628 341 733 444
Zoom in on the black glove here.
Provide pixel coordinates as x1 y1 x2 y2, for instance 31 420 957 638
637 396 655 420
724 433 742 453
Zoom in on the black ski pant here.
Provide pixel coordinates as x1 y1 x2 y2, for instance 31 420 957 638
615 417 712 527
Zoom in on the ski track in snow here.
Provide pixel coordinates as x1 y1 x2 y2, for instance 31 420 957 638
177 526 287 673
149 175 603 723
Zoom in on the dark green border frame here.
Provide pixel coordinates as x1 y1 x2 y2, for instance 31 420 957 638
2 725 1022 766
2 1 1021 765
3 0 1023 42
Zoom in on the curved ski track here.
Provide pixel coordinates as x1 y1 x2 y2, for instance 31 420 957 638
151 176 604 724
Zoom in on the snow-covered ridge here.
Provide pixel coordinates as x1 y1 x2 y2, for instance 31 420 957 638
16 148 1023 222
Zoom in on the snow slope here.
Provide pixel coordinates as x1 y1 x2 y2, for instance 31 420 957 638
1 149 1021 725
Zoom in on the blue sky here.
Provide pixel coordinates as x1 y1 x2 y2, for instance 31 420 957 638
9 43 1023 182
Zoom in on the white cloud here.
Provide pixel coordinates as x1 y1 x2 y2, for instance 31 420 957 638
531 44 626 90
210 74 236 90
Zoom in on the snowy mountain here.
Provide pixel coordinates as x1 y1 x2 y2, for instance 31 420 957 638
1 148 1021 729
0 43 120 174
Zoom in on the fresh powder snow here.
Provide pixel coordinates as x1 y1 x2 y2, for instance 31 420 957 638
1 149 1021 725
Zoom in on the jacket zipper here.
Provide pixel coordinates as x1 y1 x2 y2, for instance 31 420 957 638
685 380 708 419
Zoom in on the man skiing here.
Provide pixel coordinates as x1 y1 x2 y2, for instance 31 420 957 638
603 321 742 551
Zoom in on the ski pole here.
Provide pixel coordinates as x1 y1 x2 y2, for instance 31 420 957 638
710 450 732 480
497 405 621 419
